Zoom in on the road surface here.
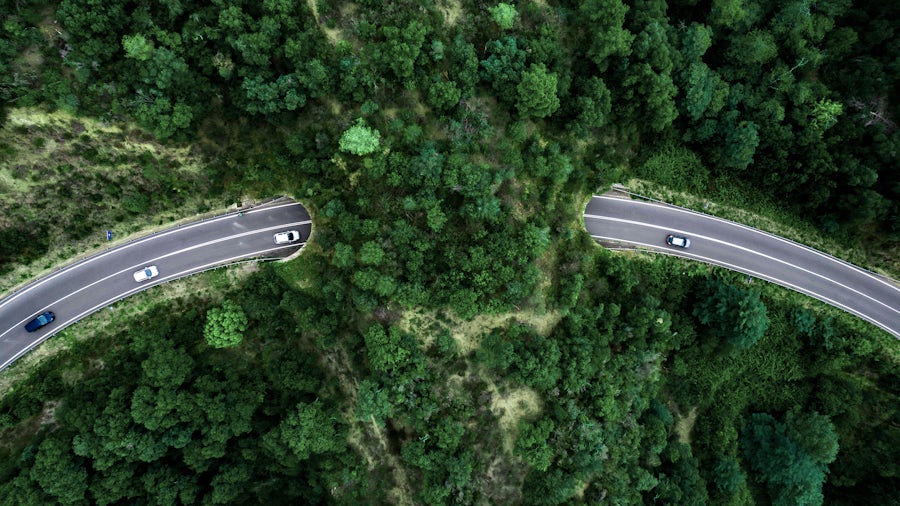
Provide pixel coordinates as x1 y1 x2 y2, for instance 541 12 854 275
584 194 900 338
0 199 311 371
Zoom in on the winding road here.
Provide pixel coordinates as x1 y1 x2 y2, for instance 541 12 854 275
3 191 896 373
584 193 900 338
0 198 311 371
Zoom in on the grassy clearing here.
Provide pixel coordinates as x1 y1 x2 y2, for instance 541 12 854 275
306 0 353 46
486 380 542 453
399 303 550 459
397 307 563 355
437 0 464 26
672 404 698 444
0 107 236 296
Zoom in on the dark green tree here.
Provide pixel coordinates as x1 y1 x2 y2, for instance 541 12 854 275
741 410 839 506
480 36 526 104
29 436 88 505
693 280 769 350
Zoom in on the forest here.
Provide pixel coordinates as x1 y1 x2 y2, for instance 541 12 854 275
0 0 898 504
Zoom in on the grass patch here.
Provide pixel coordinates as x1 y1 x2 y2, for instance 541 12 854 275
486 380 542 453
437 0 464 26
0 107 229 296
673 405 698 444
396 307 562 355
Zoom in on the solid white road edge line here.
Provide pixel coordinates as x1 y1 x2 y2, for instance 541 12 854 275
0 221 308 339
586 214 900 318
0 244 301 371
589 233 898 339
592 195 900 295
0 215 311 311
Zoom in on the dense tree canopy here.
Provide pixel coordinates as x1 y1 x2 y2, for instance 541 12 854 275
0 0 897 504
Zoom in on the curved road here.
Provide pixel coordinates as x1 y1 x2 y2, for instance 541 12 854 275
584 194 900 338
0 199 311 371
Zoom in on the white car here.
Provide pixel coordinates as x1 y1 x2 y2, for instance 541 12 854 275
274 230 302 245
133 265 160 282
666 234 691 248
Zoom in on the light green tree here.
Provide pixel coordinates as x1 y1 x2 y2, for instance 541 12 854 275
515 418 555 471
122 34 154 61
810 98 843 133
203 300 248 348
277 401 342 460
364 324 412 373
339 119 381 156
489 3 517 30
516 63 560 118
359 241 385 266
356 380 393 426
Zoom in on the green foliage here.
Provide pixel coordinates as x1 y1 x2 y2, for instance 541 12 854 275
573 77 611 129
713 458 746 493
239 75 306 115
578 0 633 71
364 324 413 374
274 401 343 460
203 300 248 348
741 409 838 505
809 98 843 133
728 30 779 66
133 95 193 140
489 3 517 30
339 119 381 156
479 326 561 390
682 63 723 121
3 0 899 503
379 21 427 85
359 241 385 266
121 34 154 61
515 419 555 471
355 380 393 426
637 144 709 191
426 77 462 111
693 279 769 351
30 436 88 505
516 64 560 119
720 119 760 170
680 23 713 61
480 36 526 104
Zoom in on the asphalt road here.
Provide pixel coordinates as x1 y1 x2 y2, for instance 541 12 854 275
0 199 311 371
584 194 900 339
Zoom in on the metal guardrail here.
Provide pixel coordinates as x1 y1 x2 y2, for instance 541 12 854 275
0 255 290 373
0 196 289 302
604 184 900 287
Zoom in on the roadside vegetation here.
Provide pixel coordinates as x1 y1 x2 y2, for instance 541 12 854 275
1 0 898 504
0 108 222 292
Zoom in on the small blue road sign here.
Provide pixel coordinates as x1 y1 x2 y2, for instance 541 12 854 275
106 230 113 241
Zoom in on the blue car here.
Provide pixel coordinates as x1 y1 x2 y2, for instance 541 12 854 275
24 311 55 332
